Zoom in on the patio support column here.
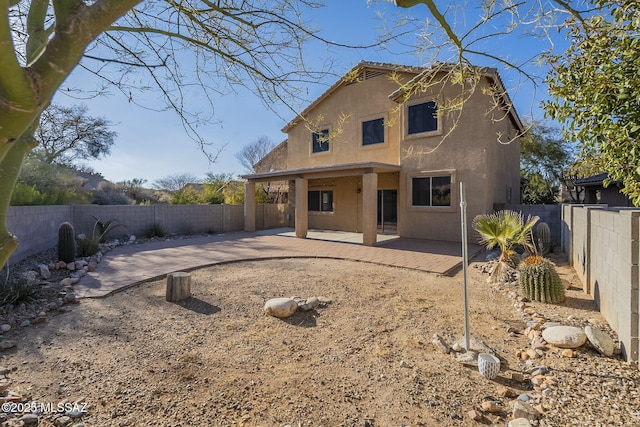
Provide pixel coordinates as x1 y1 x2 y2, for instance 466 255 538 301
295 178 308 238
362 172 378 246
244 180 256 232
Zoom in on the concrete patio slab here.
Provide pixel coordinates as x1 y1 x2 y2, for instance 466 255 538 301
75 229 483 298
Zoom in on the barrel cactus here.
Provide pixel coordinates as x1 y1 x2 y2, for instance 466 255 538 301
534 222 552 255
518 256 565 303
57 222 76 263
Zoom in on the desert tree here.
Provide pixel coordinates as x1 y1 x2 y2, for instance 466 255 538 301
520 122 574 204
545 1 640 205
0 0 407 268
33 104 116 166
394 1 640 204
153 173 200 192
235 137 276 173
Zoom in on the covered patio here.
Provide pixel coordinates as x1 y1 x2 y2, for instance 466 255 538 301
243 161 401 246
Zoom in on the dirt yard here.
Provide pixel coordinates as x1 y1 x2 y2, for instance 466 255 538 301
0 254 639 426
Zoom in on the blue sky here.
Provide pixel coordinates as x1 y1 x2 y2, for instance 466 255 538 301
52 1 566 185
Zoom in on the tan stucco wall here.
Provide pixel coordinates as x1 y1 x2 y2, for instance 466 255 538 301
284 67 521 242
307 173 399 232
398 81 520 241
397 78 521 242
286 72 413 169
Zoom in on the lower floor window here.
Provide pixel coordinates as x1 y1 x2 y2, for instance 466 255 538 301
309 190 333 212
412 175 451 207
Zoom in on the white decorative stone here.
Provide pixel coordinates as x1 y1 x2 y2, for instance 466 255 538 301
38 264 51 279
585 326 615 357
264 298 298 318
60 278 75 287
542 325 587 349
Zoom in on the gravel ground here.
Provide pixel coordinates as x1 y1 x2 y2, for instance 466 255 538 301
0 243 637 427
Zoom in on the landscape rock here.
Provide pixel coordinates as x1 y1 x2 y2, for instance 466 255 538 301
306 296 320 309
18 413 39 425
264 298 298 318
467 409 482 421
512 400 540 421
38 264 51 279
481 400 503 414
64 293 77 303
60 278 73 286
55 415 72 426
542 325 587 349
497 385 517 398
0 340 15 350
584 326 615 357
508 418 532 427
431 334 450 354
511 373 526 383
297 302 313 312
0 324 10 333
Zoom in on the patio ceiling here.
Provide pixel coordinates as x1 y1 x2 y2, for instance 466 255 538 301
242 161 401 182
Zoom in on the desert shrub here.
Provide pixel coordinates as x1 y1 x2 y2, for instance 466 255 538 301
144 222 166 238
93 182 131 205
170 186 202 204
0 273 35 305
91 216 126 243
11 183 91 206
77 237 101 257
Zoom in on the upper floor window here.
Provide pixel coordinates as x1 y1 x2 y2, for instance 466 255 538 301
308 190 333 212
408 101 438 135
412 175 451 207
312 129 330 153
362 118 385 146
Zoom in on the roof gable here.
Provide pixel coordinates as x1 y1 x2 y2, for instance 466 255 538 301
282 61 524 134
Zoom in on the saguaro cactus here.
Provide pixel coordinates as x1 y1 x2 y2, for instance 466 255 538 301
57 222 76 263
518 256 565 303
535 222 552 255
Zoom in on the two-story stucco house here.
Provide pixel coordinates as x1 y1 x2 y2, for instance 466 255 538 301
243 61 523 246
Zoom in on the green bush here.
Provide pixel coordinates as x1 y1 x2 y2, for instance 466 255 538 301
0 274 35 305
144 222 166 238
77 237 101 257
91 216 126 243
11 183 91 206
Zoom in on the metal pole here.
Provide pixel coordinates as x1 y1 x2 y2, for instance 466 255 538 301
460 181 470 351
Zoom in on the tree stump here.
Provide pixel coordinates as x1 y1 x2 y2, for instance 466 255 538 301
166 272 191 302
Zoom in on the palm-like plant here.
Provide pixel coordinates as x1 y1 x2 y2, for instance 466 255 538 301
472 210 539 282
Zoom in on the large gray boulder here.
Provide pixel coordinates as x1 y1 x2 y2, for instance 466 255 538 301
584 326 615 357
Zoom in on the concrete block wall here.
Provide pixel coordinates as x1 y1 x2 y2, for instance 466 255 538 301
503 204 562 245
7 205 72 265
256 204 288 230
6 204 287 265
588 209 640 361
72 205 156 239
563 204 640 364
